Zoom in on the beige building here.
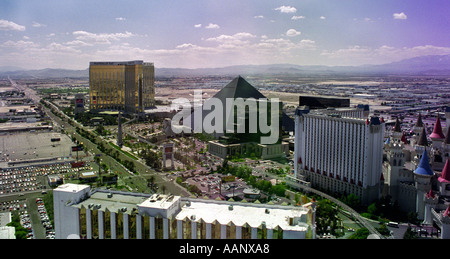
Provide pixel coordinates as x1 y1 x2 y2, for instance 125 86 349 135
89 61 155 114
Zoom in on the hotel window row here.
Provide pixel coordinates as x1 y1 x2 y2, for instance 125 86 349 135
301 115 367 186
77 208 285 239
294 106 384 204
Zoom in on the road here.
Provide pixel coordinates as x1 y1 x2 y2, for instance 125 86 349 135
7 77 190 196
286 176 385 239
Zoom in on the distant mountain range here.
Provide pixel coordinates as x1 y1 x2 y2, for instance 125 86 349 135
1 54 449 79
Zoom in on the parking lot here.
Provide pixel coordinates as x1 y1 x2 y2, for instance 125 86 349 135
0 162 93 195
1 192 54 239
0 132 73 163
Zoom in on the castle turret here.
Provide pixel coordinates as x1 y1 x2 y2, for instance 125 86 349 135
443 126 450 159
413 128 429 170
413 113 424 145
385 141 405 199
430 116 445 148
414 149 434 220
391 117 403 142
423 189 439 224
430 116 446 169
440 206 450 239
438 159 450 196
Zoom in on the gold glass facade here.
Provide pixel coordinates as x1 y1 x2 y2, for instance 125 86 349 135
89 61 155 114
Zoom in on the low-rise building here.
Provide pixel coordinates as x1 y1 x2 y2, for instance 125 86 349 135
53 183 316 239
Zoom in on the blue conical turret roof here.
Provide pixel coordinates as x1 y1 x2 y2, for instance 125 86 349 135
414 149 434 176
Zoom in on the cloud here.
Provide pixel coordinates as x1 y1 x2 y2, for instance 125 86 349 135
206 32 256 42
194 24 202 28
320 16 326 20
254 15 264 19
115 17 126 21
206 32 256 48
291 16 305 20
275 6 297 13
176 43 198 49
65 40 93 47
72 30 135 44
299 39 316 50
0 19 26 31
286 29 301 37
393 12 407 20
205 23 220 29
32 21 46 28
1 40 38 48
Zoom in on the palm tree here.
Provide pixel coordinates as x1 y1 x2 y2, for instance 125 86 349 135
147 175 156 192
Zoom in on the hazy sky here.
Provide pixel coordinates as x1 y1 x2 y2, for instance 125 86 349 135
1 0 449 70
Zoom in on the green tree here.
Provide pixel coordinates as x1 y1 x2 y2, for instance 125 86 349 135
6 214 29 239
340 193 361 210
367 202 378 216
403 226 418 239
316 199 340 235
348 228 370 239
141 149 161 170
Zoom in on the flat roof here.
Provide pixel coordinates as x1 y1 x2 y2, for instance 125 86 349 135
73 191 150 214
55 183 90 193
176 199 309 230
0 226 15 239
139 194 180 210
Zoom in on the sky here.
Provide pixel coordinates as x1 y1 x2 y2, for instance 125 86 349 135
0 0 449 70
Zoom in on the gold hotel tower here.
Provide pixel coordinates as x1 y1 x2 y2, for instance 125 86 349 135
89 61 155 114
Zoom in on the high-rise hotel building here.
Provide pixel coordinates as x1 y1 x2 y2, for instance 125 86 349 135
89 60 155 114
293 106 384 205
54 184 316 239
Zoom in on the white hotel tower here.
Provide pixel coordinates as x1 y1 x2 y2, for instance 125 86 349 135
294 106 384 205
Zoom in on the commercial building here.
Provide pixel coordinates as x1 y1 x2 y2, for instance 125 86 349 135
89 61 155 114
293 106 384 205
54 183 316 239
188 76 292 159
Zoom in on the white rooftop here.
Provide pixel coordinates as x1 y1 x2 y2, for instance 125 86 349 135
0 226 15 239
55 183 90 193
139 194 180 210
176 200 310 231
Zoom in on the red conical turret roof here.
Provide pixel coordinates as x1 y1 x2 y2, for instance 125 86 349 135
426 189 435 199
430 116 445 139
438 159 450 183
444 206 450 217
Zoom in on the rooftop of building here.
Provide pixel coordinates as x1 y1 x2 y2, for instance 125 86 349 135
176 198 311 230
55 183 90 193
89 60 153 66
414 150 434 176
62 184 312 230
72 189 151 214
